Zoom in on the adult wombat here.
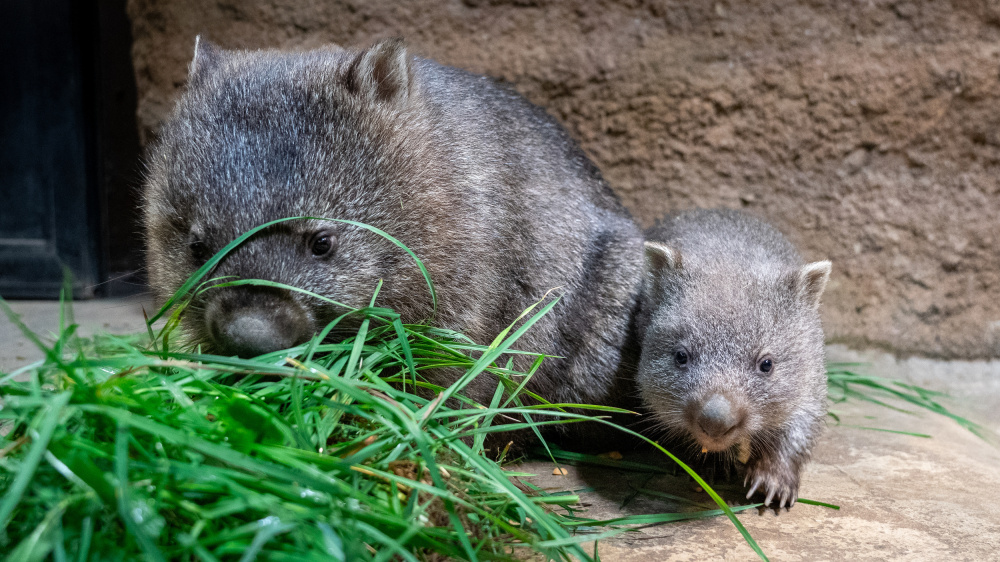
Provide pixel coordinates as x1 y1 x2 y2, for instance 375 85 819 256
144 38 643 421
637 209 830 508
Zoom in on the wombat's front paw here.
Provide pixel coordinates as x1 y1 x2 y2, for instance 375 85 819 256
744 457 800 509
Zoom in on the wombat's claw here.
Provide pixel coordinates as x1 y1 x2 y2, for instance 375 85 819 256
782 491 798 509
745 468 798 509
772 490 796 509
764 489 776 507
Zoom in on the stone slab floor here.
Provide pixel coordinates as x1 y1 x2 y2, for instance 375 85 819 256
2 297 999 560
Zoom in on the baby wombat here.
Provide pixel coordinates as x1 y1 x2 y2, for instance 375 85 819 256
143 38 643 415
637 209 830 508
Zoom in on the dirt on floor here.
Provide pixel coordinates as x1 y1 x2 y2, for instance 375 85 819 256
126 0 1000 360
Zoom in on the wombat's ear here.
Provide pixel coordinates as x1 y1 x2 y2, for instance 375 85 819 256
344 38 413 105
189 36 223 84
644 241 682 273
793 260 832 309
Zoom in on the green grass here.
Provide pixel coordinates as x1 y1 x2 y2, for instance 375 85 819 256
0 293 615 561
826 364 991 443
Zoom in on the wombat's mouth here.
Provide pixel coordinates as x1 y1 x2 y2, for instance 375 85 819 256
689 425 745 453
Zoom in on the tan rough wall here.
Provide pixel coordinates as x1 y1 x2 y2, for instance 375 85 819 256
127 0 1000 359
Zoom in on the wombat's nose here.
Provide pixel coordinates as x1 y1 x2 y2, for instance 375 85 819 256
697 394 741 438
220 312 300 356
206 288 313 357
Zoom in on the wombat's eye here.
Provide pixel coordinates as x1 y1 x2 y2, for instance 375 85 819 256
189 240 211 264
674 348 689 367
309 232 337 257
758 357 774 374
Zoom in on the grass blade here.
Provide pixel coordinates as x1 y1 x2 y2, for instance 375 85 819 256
0 391 72 530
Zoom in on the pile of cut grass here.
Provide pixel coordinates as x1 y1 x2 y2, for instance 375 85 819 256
0 218 766 561
0 293 582 560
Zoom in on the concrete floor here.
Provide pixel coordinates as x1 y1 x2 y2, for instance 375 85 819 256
2 298 999 560
0 296 159 374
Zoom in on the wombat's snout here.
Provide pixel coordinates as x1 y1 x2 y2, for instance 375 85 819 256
205 287 313 357
692 393 746 447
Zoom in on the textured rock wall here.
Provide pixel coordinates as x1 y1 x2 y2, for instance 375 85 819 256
127 0 1000 359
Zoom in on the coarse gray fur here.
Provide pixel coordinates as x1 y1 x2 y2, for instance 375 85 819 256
637 208 831 508
143 38 645 445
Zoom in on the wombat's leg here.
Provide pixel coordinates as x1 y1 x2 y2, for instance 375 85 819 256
744 449 799 509
743 427 814 509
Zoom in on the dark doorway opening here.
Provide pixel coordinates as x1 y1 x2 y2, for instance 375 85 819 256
1 0 144 299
